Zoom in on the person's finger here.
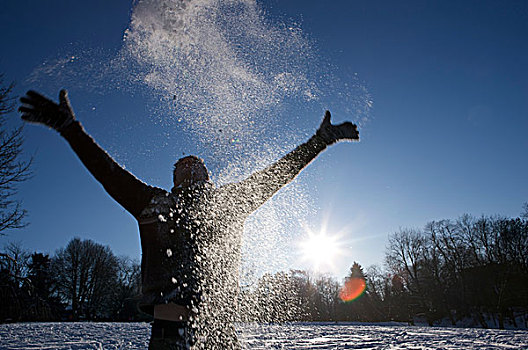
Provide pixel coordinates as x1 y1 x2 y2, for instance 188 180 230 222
18 106 36 114
19 96 38 106
341 121 356 129
336 122 359 140
20 113 38 122
26 90 51 103
348 124 360 139
323 110 331 125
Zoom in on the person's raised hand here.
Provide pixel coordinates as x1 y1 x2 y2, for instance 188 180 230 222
19 90 75 132
316 110 359 145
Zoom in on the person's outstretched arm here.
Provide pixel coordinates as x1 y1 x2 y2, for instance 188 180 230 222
227 111 359 214
19 90 154 218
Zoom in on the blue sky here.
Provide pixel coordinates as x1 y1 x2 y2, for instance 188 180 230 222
1 0 527 280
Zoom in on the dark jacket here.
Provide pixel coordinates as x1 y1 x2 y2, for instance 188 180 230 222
60 121 328 315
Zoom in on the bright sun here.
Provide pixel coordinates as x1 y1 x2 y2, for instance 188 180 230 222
300 228 341 271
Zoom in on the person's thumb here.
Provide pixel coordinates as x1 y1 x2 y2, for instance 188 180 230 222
322 110 331 126
59 89 72 110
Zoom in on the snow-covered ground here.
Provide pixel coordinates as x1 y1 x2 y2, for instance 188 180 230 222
0 322 527 349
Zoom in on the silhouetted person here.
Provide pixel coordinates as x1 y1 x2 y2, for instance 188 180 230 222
19 89 359 349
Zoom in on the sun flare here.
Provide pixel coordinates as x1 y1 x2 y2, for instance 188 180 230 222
300 228 342 271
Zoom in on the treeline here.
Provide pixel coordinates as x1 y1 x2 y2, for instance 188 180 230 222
2 212 527 328
383 213 528 328
238 212 528 329
238 262 383 323
0 238 142 322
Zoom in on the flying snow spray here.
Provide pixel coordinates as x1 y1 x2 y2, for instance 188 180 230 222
29 0 372 330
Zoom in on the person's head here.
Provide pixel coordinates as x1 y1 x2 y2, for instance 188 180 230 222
173 155 209 188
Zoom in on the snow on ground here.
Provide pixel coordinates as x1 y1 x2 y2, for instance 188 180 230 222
0 322 527 349
0 322 149 349
240 323 528 349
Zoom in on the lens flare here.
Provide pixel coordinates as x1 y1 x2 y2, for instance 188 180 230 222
339 277 366 302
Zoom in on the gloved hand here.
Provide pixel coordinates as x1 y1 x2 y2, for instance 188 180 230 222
19 90 76 132
316 110 359 145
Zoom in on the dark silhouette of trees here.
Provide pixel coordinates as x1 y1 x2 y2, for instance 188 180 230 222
0 238 140 322
339 262 366 321
289 270 318 321
313 274 340 321
0 242 30 321
231 208 528 328
111 256 142 320
0 207 526 327
52 238 120 320
28 253 53 300
337 262 388 322
23 252 61 320
0 76 31 234
383 212 528 328
239 269 342 323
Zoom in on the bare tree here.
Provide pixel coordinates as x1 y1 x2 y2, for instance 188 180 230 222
385 228 426 293
110 256 141 320
0 241 30 286
313 274 340 321
365 264 387 302
0 75 31 233
52 238 119 320
0 242 30 321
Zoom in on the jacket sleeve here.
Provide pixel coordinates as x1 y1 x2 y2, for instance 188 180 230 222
60 121 154 218
225 134 328 215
